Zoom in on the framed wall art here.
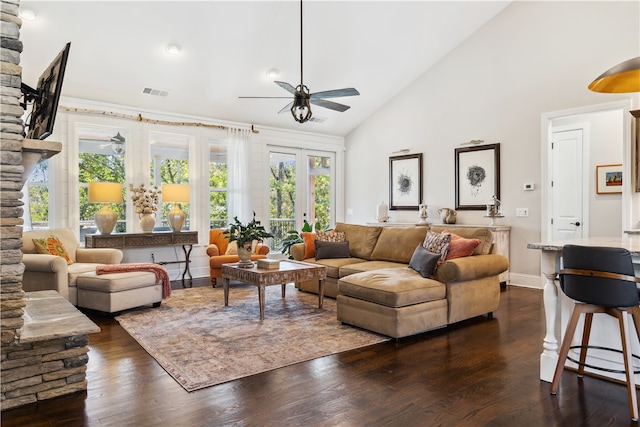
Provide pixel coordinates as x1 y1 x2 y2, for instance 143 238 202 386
596 164 622 194
455 143 500 210
389 153 423 210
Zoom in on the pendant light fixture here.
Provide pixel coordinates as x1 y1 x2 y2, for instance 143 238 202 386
588 57 640 93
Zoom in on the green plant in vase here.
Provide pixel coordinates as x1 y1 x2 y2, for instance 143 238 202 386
224 212 273 267
280 218 313 259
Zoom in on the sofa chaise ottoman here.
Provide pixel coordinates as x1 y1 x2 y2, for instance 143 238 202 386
337 268 448 338
290 222 509 338
76 270 162 314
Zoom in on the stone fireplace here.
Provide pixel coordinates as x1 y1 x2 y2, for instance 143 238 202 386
1 0 99 410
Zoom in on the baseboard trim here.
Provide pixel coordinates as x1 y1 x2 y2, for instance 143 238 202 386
508 273 542 289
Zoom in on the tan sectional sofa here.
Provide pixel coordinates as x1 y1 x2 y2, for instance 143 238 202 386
290 223 509 338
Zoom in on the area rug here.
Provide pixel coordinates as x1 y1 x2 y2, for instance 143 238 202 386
115 284 388 392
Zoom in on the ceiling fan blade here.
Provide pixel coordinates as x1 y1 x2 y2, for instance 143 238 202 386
275 81 297 94
238 96 293 99
278 101 294 114
310 88 360 99
310 98 350 112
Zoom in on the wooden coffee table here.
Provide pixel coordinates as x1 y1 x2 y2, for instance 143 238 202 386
219 260 327 320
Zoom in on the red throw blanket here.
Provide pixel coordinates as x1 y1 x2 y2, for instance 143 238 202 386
96 263 171 298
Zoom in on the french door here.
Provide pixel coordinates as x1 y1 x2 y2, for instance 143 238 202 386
267 147 335 250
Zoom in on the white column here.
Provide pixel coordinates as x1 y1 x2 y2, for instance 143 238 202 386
540 250 560 382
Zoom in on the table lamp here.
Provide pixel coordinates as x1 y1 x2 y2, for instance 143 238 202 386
162 183 190 232
88 182 122 234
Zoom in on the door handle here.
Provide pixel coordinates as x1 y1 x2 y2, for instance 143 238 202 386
570 221 581 226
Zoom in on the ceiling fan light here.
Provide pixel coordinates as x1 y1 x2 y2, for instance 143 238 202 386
291 87 312 123
291 102 312 123
588 57 640 93
110 132 125 154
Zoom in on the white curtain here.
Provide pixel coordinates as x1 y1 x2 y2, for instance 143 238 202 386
227 127 251 223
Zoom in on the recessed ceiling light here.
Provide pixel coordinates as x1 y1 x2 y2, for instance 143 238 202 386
266 68 280 79
20 9 38 21
165 44 181 55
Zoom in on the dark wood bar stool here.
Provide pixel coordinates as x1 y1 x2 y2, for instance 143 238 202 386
550 244 640 421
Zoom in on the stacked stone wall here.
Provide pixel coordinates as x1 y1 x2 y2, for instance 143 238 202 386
0 0 27 344
1 336 89 408
0 0 93 411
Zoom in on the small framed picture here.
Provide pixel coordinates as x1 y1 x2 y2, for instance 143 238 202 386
455 144 500 210
389 153 423 210
596 164 622 194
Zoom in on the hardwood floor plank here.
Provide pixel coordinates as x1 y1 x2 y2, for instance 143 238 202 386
1 283 636 426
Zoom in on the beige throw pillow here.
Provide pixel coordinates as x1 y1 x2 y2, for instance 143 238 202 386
316 230 346 242
225 241 238 255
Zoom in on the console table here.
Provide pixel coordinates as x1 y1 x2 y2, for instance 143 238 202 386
85 231 198 285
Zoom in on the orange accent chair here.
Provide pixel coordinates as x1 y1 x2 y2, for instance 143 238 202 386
206 228 270 286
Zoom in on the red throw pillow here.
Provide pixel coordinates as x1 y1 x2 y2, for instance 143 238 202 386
444 232 481 260
301 232 317 259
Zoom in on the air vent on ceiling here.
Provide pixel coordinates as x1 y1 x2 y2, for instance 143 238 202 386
308 116 326 123
141 87 169 97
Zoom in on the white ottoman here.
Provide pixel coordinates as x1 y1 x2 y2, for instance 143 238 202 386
76 271 162 313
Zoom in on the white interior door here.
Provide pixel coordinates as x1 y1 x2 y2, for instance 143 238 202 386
551 127 585 241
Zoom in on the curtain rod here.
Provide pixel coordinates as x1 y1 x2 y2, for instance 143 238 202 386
59 106 238 131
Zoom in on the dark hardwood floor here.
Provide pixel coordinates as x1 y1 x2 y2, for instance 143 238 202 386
2 281 637 426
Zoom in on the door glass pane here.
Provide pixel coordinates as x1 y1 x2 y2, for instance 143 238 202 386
269 152 296 249
308 155 331 231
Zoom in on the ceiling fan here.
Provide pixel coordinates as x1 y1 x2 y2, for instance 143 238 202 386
239 0 359 123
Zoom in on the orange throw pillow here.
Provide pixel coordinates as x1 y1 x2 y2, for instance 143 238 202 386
444 232 481 260
33 236 73 265
301 232 317 259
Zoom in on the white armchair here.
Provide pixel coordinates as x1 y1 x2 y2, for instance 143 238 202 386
21 228 123 304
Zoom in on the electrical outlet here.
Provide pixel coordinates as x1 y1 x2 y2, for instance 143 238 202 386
151 253 155 263
516 208 529 217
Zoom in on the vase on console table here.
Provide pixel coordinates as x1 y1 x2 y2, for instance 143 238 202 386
139 213 155 233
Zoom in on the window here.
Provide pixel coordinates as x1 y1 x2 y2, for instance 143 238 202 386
25 160 50 230
78 126 127 240
209 140 228 229
149 132 190 231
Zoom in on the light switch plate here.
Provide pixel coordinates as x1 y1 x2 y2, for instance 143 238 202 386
516 208 529 217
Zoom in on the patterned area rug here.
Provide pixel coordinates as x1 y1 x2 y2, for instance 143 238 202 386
115 284 388 392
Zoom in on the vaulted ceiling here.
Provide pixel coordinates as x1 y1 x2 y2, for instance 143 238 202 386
19 1 511 136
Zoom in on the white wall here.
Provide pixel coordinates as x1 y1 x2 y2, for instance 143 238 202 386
344 1 640 286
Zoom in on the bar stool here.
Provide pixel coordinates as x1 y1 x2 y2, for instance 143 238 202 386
550 244 640 421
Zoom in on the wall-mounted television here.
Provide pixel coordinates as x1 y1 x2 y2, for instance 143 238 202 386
22 42 71 140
